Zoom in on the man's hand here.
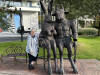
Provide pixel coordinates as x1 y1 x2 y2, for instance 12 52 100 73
73 41 77 48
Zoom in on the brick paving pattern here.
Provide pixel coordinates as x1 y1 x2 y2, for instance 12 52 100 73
0 57 100 75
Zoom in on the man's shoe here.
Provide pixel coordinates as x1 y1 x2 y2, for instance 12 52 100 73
28 64 34 70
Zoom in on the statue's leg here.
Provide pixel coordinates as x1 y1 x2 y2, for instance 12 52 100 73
43 47 46 70
66 38 78 73
46 40 52 75
57 39 64 74
51 39 58 73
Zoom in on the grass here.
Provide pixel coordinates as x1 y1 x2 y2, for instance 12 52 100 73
0 41 27 54
77 36 100 60
0 36 100 60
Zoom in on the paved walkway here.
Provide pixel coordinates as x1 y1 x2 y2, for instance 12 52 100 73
0 57 100 75
0 32 27 42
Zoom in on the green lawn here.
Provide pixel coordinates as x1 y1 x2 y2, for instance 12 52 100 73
77 36 100 60
0 36 100 60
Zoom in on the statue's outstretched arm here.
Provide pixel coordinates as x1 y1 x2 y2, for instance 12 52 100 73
70 20 78 41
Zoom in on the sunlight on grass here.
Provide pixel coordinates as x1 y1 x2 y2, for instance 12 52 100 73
0 36 100 60
77 36 100 60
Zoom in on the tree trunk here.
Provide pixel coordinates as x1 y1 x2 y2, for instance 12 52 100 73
98 22 100 36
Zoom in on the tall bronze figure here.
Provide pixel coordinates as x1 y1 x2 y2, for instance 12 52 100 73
39 0 58 75
53 5 78 74
53 5 64 74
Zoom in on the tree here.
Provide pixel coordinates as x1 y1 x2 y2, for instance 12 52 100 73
54 0 100 17
0 9 10 31
96 14 100 36
54 0 100 35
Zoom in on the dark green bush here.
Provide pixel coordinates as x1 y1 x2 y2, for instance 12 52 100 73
78 28 98 35
78 20 85 28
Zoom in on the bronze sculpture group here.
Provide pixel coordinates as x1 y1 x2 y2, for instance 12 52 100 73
39 0 78 75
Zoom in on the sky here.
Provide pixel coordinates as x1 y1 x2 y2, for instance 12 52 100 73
14 14 20 30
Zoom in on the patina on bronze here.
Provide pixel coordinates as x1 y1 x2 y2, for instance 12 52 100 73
53 4 78 73
39 0 58 75
39 0 78 74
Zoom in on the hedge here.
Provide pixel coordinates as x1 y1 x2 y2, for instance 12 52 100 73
78 28 98 36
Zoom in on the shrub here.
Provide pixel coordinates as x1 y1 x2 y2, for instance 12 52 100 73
78 20 85 28
78 28 98 36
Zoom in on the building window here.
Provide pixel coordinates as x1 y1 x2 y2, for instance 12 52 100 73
27 1 32 7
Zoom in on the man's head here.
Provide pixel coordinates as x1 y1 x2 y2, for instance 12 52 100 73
30 29 35 37
52 4 65 20
52 4 69 21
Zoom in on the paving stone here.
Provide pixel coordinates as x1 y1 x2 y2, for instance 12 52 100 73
0 58 100 75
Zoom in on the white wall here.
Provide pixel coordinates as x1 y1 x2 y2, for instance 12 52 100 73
22 12 39 31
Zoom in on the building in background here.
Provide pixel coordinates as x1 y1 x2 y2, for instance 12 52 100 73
78 15 94 28
0 0 41 33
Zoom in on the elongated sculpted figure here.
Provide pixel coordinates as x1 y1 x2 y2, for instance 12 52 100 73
54 5 78 74
39 0 58 75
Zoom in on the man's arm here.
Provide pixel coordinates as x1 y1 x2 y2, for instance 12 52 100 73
70 20 78 41
70 20 78 63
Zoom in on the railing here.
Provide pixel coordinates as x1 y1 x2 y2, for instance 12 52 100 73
0 45 27 63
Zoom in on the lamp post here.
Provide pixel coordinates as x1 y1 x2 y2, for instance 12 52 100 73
19 8 24 42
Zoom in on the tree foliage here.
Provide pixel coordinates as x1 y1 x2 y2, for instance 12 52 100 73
0 10 10 30
54 0 100 35
54 0 100 19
